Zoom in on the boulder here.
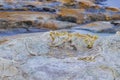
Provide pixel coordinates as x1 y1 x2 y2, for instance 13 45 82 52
105 7 120 12
0 31 120 80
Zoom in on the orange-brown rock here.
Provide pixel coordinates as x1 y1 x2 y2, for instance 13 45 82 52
0 11 56 30
57 8 85 16
0 0 119 31
36 20 77 29
76 0 100 9
0 11 56 21
57 8 86 24
57 0 74 5
0 11 77 30
111 14 120 20
87 13 106 21
105 7 120 12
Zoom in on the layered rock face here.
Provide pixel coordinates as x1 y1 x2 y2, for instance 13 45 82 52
0 11 77 31
0 31 120 80
0 0 120 34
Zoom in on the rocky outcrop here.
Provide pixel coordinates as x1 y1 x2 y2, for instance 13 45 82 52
56 7 120 24
0 0 120 79
0 0 120 34
0 31 97 80
0 11 77 32
0 31 120 80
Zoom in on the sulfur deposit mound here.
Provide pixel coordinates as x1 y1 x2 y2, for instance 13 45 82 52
0 31 120 80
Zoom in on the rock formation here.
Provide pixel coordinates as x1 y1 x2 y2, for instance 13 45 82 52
0 0 120 80
0 31 120 80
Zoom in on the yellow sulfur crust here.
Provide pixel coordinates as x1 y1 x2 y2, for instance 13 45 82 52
50 31 98 49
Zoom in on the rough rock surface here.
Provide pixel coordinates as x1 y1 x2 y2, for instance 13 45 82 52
0 11 77 32
56 7 120 24
72 21 120 33
0 0 120 34
0 0 120 79
73 21 116 33
0 31 120 80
